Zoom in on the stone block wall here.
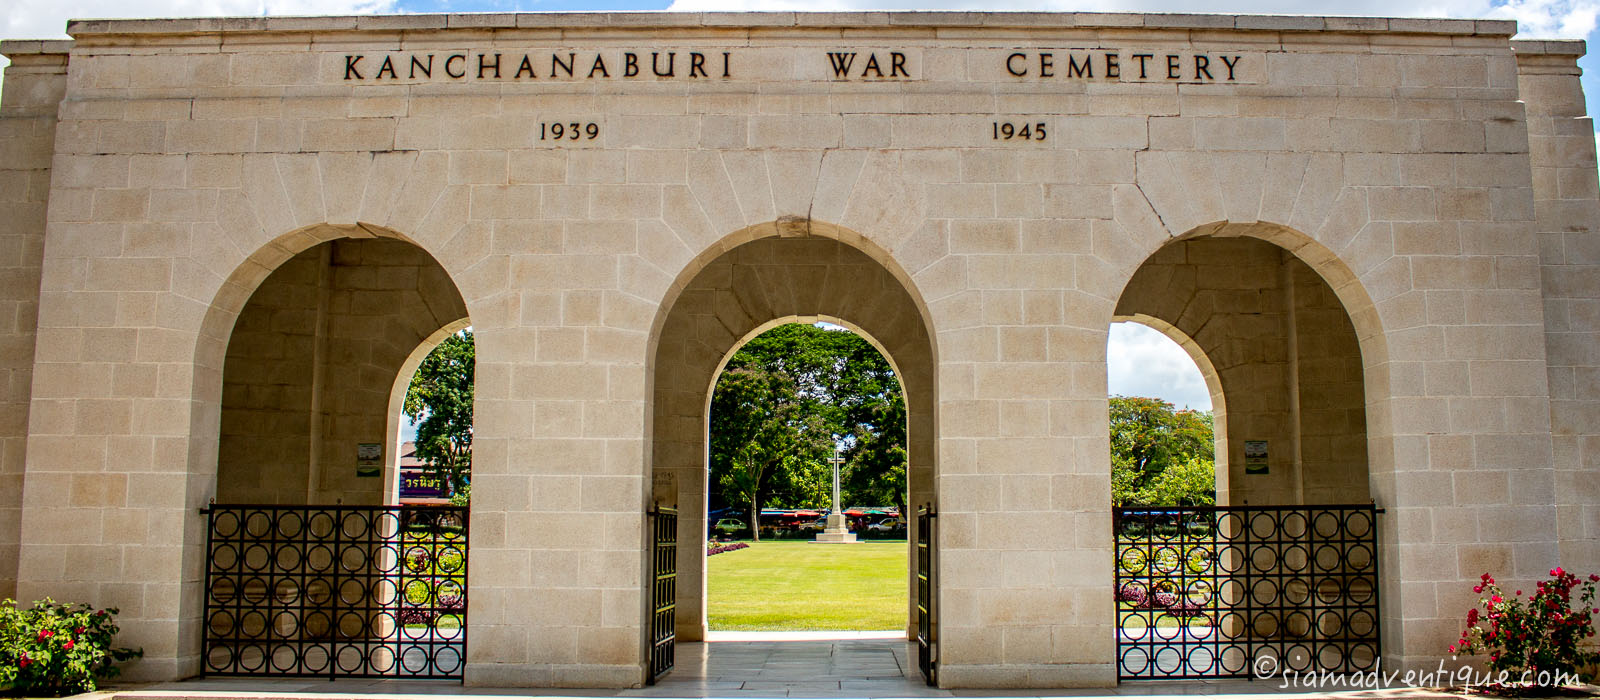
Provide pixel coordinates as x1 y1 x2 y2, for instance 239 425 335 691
0 12 1588 688
216 249 318 502
0 41 66 602
1517 40 1600 570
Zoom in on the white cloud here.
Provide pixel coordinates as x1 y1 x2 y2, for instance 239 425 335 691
1106 322 1212 411
1486 0 1600 36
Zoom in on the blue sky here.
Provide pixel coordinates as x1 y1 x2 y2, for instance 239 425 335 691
5 0 1585 416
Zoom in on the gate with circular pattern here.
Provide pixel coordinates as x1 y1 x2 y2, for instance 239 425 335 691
1114 505 1379 680
201 504 468 679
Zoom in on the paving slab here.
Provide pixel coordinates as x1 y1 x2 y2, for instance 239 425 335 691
104 639 1582 700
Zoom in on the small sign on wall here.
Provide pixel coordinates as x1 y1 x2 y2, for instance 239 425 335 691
356 443 383 477
1244 440 1269 475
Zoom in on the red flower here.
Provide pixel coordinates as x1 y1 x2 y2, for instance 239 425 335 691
62 639 74 651
36 629 52 641
1449 645 1457 654
18 653 30 668
1552 567 1565 577
1468 608 1480 626
1474 585 1483 593
73 626 84 635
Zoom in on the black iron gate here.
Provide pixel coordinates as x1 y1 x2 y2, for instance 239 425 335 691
1114 504 1379 680
916 505 936 686
202 504 468 679
648 506 677 684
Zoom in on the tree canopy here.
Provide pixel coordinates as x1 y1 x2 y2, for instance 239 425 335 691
1109 396 1216 507
708 324 908 526
403 330 475 497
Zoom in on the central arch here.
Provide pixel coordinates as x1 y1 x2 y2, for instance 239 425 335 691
646 223 939 655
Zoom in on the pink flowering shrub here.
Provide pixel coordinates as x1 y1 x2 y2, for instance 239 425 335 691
1452 569 1599 684
1 598 141 696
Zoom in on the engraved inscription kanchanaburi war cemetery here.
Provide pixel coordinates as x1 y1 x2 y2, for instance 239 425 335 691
0 10 1598 690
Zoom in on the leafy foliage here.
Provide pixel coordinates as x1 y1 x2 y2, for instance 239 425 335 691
0 599 141 696
709 324 908 519
1110 396 1216 506
711 366 832 539
403 330 474 497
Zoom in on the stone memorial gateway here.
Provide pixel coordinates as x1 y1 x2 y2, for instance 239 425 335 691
0 10 1597 689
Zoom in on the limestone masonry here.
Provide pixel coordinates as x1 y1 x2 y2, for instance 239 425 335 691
0 10 1597 689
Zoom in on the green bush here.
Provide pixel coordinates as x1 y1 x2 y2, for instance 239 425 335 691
0 599 141 696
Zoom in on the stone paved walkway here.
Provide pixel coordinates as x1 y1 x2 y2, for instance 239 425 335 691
106 638 1504 700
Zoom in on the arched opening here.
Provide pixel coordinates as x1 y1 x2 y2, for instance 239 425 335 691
386 321 472 506
647 225 938 685
1114 233 1370 507
1108 225 1378 680
1107 317 1228 505
704 320 910 633
199 228 473 679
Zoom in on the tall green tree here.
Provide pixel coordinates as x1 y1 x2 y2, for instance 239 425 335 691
1109 396 1215 506
709 367 832 539
842 387 908 513
403 330 475 496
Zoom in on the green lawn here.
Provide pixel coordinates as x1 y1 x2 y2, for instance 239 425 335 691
707 540 908 630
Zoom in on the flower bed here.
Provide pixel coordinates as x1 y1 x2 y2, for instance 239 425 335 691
1115 581 1211 624
708 542 749 556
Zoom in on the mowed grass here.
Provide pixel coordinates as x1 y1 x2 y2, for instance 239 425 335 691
707 540 908 630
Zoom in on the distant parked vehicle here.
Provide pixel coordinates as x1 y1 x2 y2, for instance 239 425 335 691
713 518 747 535
867 517 904 533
